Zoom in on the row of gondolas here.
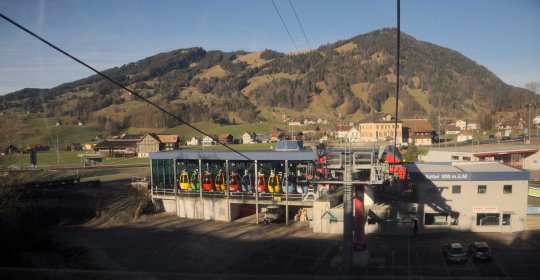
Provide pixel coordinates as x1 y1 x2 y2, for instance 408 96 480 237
178 169 308 194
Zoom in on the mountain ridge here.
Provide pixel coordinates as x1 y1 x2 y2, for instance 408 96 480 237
1 28 538 137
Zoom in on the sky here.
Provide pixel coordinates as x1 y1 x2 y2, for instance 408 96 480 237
0 0 539 95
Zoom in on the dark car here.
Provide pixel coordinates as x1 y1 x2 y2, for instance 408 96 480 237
468 242 491 261
443 243 468 263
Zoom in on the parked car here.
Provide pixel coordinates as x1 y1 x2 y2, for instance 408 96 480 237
263 205 284 224
468 242 492 261
443 243 468 263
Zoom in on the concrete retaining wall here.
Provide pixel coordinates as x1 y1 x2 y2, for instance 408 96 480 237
154 196 240 222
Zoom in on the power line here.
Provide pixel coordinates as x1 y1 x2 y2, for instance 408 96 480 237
288 0 312 50
270 0 299 52
0 12 252 161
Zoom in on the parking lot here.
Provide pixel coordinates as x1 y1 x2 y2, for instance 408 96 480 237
359 229 540 278
4 212 540 279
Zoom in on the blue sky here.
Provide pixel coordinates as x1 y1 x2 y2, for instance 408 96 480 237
0 0 539 95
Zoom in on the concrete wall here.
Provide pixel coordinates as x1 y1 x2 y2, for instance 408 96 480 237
154 196 240 222
417 179 528 233
524 151 540 170
312 201 343 234
420 150 477 162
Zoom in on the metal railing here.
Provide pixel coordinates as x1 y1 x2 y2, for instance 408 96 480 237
151 184 342 201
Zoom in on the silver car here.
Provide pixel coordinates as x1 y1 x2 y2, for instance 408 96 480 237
469 242 492 261
443 243 468 263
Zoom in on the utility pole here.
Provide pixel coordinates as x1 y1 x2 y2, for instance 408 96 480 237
528 104 532 144
56 131 60 165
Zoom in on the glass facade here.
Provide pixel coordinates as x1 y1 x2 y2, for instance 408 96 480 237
476 213 500 226
152 159 174 188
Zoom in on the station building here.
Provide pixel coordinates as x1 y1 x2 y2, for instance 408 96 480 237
148 144 530 235
403 162 529 233
419 144 539 170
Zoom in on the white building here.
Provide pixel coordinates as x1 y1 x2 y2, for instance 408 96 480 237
457 131 473 142
315 161 530 235
455 120 467 131
201 135 216 146
419 144 540 170
533 116 540 127
242 132 256 144
403 162 529 233
186 137 201 146
348 127 360 142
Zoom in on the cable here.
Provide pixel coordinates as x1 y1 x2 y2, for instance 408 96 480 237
0 13 252 161
392 0 401 167
270 0 299 52
288 0 312 50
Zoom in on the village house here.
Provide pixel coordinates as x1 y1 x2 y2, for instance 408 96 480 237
93 139 138 157
1 144 18 155
359 113 402 144
137 133 181 158
335 124 352 139
186 137 201 146
533 116 540 127
445 125 461 135
202 135 218 146
83 143 96 151
402 119 434 146
256 134 270 143
242 132 257 144
457 131 473 142
270 131 287 142
218 133 234 144
66 143 83 151
455 120 468 131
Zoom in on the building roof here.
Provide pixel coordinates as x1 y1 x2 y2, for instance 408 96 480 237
405 162 529 181
402 119 434 132
157 134 179 143
139 133 160 143
219 133 233 139
336 125 353 132
94 139 139 149
426 143 539 154
359 112 402 123
149 149 317 161
445 125 461 131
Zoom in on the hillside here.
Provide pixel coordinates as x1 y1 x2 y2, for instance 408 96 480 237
1 28 538 143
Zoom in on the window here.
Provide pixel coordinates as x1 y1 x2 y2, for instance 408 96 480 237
451 156 459 160
502 214 511 225
503 185 512 194
463 156 471 161
478 185 487 194
476 213 500 226
425 213 448 225
452 185 461 194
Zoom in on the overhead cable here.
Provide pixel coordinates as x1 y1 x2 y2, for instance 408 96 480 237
0 13 252 161
270 0 299 52
288 0 312 50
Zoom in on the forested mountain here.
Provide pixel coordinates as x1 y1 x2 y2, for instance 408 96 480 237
1 28 537 135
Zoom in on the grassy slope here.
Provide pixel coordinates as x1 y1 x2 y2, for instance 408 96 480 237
0 114 101 146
